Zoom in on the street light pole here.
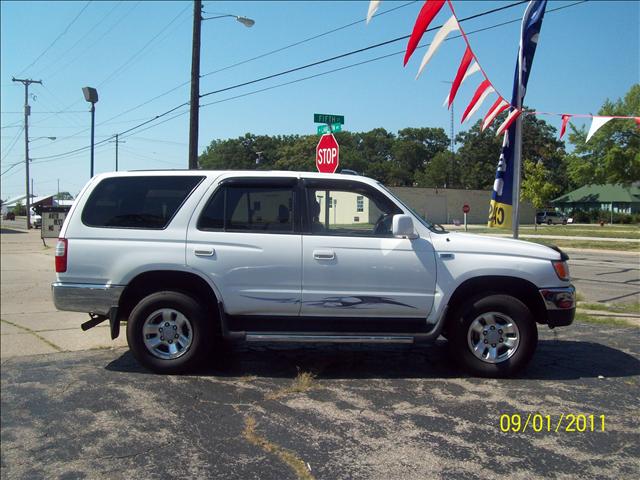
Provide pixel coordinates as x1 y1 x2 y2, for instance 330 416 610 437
188 2 255 170
82 87 99 178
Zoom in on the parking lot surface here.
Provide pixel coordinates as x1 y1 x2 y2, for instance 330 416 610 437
2 322 639 480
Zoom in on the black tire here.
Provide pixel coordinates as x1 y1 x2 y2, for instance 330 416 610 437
547 219 553 225
448 294 538 378
127 291 213 374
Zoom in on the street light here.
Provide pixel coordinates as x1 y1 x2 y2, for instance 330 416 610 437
82 87 99 177
188 1 255 169
30 136 57 142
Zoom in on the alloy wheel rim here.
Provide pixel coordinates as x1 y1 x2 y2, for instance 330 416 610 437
466 311 520 364
142 308 193 360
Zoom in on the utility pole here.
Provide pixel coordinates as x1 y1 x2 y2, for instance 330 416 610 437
188 0 203 170
12 77 42 230
57 179 60 200
109 134 125 171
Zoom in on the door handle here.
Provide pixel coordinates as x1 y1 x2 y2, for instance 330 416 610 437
439 253 454 259
313 250 335 260
194 248 215 257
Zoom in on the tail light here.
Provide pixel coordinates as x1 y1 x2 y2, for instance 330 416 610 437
55 238 68 273
552 260 570 281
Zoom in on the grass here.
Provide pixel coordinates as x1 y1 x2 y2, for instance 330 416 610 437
574 312 638 328
266 370 316 401
244 416 315 480
579 302 640 315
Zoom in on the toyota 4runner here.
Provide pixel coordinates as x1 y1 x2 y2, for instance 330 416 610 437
52 171 575 377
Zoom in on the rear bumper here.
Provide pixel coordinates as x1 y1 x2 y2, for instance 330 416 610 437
539 285 576 328
52 282 124 316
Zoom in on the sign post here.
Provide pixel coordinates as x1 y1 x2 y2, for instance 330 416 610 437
463 204 470 231
316 134 340 173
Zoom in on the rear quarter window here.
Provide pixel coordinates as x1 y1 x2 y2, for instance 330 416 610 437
82 176 204 229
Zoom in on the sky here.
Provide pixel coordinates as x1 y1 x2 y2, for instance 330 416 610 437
1 0 638 200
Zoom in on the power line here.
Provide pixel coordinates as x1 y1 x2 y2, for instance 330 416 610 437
27 1 587 164
200 0 419 79
23 1 418 145
17 2 92 76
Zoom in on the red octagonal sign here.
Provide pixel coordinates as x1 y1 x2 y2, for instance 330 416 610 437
316 133 339 173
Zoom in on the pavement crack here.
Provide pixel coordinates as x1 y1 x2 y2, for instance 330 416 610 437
0 318 62 351
243 416 315 480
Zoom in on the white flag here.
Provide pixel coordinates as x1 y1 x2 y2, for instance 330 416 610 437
416 15 459 79
586 116 613 142
366 1 381 24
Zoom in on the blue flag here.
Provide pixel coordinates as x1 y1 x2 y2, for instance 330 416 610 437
488 0 547 228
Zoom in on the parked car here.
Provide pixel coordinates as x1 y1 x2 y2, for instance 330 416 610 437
3 212 16 221
536 210 567 225
52 171 575 377
31 209 42 229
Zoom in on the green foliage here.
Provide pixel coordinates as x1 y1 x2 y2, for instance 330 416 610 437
565 84 640 186
454 112 566 190
521 159 560 209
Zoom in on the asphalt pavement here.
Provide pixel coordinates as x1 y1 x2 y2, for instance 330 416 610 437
1 322 639 480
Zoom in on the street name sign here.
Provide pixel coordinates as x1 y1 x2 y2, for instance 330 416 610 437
314 113 344 125
317 123 342 135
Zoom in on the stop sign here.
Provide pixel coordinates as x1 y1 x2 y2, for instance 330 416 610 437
463 204 470 214
316 134 339 173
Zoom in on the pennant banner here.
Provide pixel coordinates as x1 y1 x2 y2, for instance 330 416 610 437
488 0 547 229
586 116 613 142
482 98 509 131
443 61 480 106
448 46 474 108
416 15 459 79
366 1 382 24
404 0 446 66
559 114 570 140
461 79 493 123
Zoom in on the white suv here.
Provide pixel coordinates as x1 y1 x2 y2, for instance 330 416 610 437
52 171 575 377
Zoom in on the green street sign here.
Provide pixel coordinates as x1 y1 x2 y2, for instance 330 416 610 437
317 123 342 134
314 113 344 125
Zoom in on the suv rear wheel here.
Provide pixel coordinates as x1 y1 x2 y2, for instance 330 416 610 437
127 291 212 374
448 294 538 377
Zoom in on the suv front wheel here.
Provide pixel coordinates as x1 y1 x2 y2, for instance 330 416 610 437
127 291 212 374
448 294 538 377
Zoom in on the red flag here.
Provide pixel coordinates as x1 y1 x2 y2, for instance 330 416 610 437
461 79 491 123
559 114 570 140
404 0 446 66
482 98 509 131
495 109 522 137
448 46 474 108
635 117 640 129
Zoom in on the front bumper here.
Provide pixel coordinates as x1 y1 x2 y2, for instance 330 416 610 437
52 282 124 316
539 285 576 327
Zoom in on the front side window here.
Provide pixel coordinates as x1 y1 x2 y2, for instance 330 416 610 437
306 183 401 237
82 176 204 229
198 184 295 233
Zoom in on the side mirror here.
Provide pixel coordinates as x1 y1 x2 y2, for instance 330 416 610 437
392 214 419 239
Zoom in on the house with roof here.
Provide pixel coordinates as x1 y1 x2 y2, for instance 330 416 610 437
551 184 640 214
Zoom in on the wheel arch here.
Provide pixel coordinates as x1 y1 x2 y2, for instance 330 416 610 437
443 275 547 333
118 270 220 329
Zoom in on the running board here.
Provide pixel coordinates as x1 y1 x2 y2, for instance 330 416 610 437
245 333 415 344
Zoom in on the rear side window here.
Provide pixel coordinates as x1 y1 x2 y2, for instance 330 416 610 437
82 176 204 229
198 185 295 233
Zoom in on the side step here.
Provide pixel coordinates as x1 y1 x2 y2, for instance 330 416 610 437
245 333 414 344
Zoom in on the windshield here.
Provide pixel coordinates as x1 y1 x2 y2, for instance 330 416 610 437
376 182 446 233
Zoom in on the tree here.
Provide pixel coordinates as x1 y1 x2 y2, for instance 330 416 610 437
565 84 640 186
414 150 453 187
454 111 566 190
521 159 560 229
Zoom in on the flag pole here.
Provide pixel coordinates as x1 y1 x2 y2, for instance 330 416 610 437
512 115 523 239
